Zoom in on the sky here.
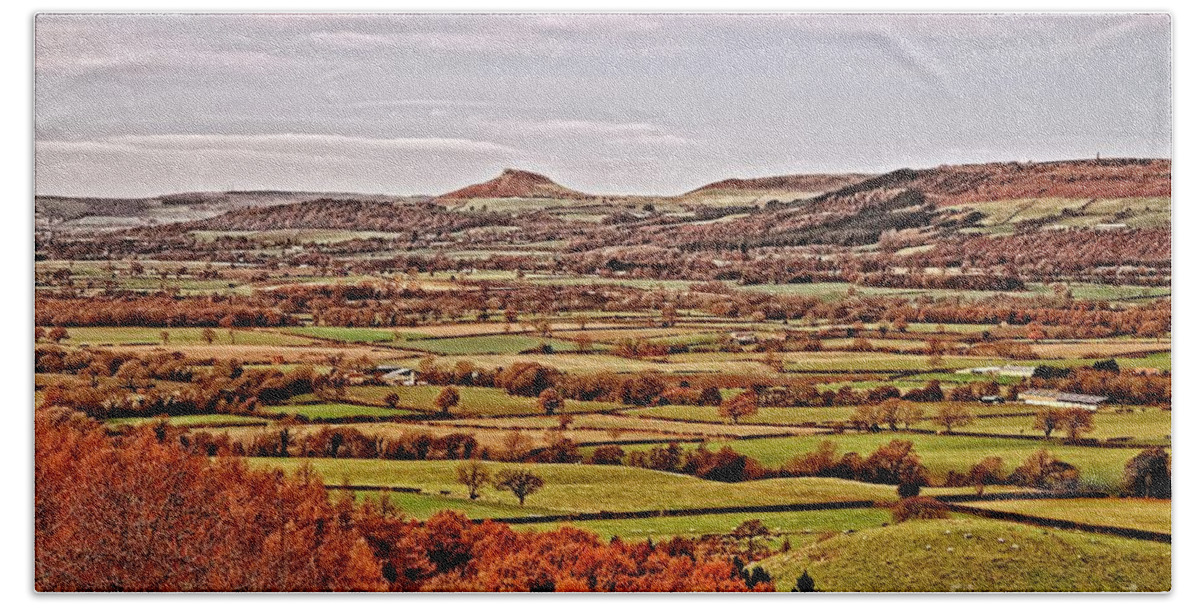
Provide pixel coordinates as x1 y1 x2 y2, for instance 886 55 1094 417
34 13 1172 198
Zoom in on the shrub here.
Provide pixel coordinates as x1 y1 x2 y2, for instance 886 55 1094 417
890 497 948 523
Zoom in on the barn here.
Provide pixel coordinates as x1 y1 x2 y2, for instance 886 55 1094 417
1018 389 1106 411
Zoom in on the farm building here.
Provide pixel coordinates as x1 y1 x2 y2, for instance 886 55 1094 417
959 365 1037 378
1018 389 1106 411
378 367 418 386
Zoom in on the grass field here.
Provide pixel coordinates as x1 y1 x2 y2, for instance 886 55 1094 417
911 409 1171 443
628 405 860 426
54 326 315 347
434 413 817 439
399 334 589 355
513 508 892 544
760 517 1170 592
278 327 413 343
627 433 1149 489
247 458 900 512
260 403 418 420
106 414 268 428
338 385 622 416
969 498 1170 535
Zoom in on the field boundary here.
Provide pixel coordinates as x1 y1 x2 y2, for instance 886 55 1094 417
941 502 1171 544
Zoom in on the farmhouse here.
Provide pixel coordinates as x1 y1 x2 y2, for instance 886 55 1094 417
1018 389 1106 411
377 365 419 386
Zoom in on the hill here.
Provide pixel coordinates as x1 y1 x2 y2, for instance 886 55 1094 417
813 158 1171 208
684 173 874 196
760 518 1170 592
436 168 595 201
35 190 412 233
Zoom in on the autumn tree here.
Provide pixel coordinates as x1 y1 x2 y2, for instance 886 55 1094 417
1058 408 1095 443
968 456 1005 497
731 519 772 559
538 388 564 415
1121 448 1171 499
115 360 150 390
383 392 400 408
1034 408 1061 439
48 326 69 344
933 403 973 434
719 391 758 424
699 385 723 408
202 328 217 344
456 461 491 500
493 468 545 506
896 401 925 430
434 387 460 416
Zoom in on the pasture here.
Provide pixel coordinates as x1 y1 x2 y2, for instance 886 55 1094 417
760 517 1170 592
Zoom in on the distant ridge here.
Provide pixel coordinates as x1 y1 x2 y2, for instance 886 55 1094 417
684 173 875 196
437 169 594 201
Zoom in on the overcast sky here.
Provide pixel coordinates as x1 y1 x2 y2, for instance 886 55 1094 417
35 13 1171 198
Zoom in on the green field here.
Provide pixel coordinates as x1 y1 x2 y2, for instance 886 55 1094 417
629 405 860 426
106 414 268 428
970 498 1170 535
513 508 892 544
760 517 1170 592
247 458 900 512
627 433 1149 489
339 385 622 416
911 409 1171 444
261 403 418 421
400 334 590 355
52 326 314 347
279 326 412 343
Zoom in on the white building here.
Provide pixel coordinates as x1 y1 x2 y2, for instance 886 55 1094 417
1018 389 1106 411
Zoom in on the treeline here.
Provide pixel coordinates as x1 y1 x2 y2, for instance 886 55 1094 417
35 294 294 327
36 410 765 592
37 348 315 418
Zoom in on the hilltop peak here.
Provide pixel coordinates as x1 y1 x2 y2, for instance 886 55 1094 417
437 168 594 201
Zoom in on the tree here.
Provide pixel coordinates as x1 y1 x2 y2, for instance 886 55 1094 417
934 403 973 434
538 388 564 415
115 360 149 390
201 328 217 344
792 571 816 592
699 385 723 408
718 392 758 424
434 387 459 416
1121 448 1170 498
731 519 772 558
455 461 491 500
159 331 170 345
1034 408 1061 439
48 326 69 344
850 404 880 432
968 456 1005 497
896 401 925 430
500 431 534 462
493 469 544 506
383 393 400 408
1058 408 1095 443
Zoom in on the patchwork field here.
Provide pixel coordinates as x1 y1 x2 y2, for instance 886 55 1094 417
760 517 1170 592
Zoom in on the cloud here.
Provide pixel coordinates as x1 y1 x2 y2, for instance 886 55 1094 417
38 133 523 159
